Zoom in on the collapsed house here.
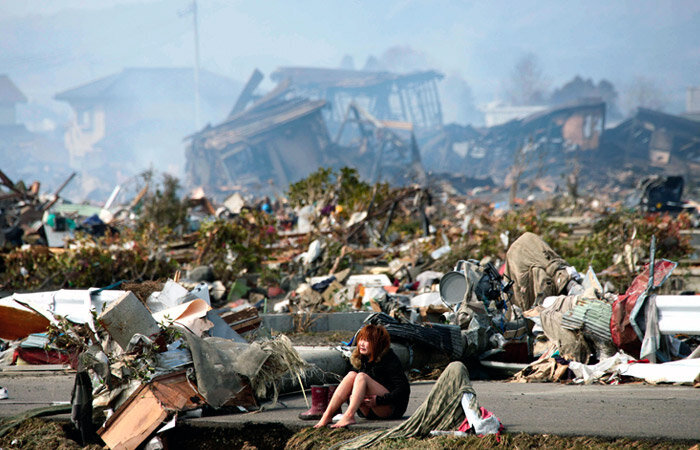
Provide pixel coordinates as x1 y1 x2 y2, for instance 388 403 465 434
185 69 430 197
421 102 700 197
186 95 330 194
420 100 606 186
600 108 700 177
185 64 700 199
270 67 445 133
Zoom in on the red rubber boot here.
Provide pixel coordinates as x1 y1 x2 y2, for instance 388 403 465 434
298 385 329 420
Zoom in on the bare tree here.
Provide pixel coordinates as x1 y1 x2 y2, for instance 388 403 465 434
504 53 550 106
621 76 667 116
507 140 530 207
440 73 480 124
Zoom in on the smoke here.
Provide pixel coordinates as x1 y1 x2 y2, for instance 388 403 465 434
360 45 482 125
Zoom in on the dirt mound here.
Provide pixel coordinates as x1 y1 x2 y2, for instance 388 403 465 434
0 418 100 450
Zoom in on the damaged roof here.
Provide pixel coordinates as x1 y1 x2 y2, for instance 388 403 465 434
195 97 327 150
54 68 240 102
270 67 444 90
497 99 606 132
634 107 700 135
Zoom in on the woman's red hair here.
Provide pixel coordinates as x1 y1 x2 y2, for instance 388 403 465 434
353 324 390 362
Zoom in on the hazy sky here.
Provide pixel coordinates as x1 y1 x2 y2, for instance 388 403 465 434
2 0 699 117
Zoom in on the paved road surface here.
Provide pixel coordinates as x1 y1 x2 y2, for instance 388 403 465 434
1 372 699 442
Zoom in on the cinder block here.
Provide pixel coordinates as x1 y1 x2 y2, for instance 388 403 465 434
98 291 160 349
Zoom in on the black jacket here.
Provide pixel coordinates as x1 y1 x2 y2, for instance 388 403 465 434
353 348 410 418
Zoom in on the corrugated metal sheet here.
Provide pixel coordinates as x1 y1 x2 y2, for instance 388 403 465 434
561 298 612 341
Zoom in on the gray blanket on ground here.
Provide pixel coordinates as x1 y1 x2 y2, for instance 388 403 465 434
182 329 270 408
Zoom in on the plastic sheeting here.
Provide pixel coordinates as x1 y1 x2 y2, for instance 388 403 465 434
620 358 700 385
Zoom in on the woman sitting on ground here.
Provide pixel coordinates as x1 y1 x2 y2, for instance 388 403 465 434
314 324 410 428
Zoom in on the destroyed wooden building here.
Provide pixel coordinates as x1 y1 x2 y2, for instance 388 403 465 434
186 96 330 195
600 107 700 177
420 100 606 185
186 69 429 196
420 102 700 194
270 67 445 133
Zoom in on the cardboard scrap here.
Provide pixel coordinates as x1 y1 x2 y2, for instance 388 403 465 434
152 298 212 335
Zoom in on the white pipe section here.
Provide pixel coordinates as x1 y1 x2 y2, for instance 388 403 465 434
655 295 700 335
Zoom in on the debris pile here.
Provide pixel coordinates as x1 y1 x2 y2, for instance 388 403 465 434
0 279 308 449
2 160 700 447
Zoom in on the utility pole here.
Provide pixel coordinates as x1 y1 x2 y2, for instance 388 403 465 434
192 0 201 130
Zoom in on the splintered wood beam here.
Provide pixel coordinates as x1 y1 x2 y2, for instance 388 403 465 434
229 68 264 116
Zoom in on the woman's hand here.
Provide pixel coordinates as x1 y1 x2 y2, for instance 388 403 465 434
362 395 377 408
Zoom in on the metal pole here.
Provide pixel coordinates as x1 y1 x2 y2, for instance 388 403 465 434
192 0 201 130
648 235 656 291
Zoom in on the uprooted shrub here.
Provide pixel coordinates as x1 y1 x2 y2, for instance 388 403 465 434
287 167 390 217
194 212 278 285
134 170 189 234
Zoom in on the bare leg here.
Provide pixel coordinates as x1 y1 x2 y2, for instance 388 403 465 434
314 372 356 428
332 373 390 428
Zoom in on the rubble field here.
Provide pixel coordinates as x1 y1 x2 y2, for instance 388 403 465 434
2 166 700 449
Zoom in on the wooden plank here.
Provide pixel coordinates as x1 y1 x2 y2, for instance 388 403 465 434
150 371 205 410
99 371 205 449
98 388 168 450
220 307 258 325
229 68 264 116
231 317 262 333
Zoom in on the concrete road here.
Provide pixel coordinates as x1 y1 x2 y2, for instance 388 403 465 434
1 372 699 442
